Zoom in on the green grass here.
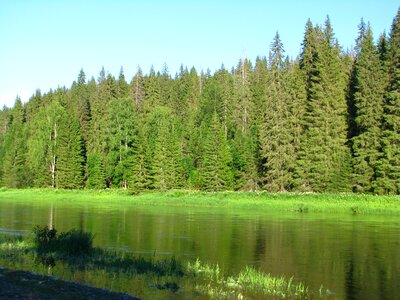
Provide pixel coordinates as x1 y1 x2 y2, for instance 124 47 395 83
0 188 399 215
186 258 309 299
0 230 315 299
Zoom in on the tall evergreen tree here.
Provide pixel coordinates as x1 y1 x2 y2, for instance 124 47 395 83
350 22 386 193
56 116 84 189
259 32 295 191
106 98 136 188
200 112 233 191
130 67 145 111
375 9 400 194
295 18 350 192
1 98 28 187
129 125 149 192
117 67 129 98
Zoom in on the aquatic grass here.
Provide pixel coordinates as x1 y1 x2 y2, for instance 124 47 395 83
0 235 30 252
186 259 309 299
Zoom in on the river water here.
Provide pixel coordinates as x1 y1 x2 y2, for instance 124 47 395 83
0 199 399 299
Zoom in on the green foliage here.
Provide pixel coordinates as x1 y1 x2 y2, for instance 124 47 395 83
200 112 233 191
1 10 399 195
374 9 400 194
106 98 137 188
295 18 350 192
350 22 386 193
56 117 84 189
1 98 29 187
86 153 106 189
187 259 309 299
32 226 93 256
27 99 66 188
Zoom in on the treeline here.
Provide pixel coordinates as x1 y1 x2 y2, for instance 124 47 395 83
1 11 399 194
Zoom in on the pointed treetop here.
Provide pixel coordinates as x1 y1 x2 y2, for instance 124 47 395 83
377 32 388 61
98 67 106 83
135 66 143 76
149 65 155 76
14 96 22 108
355 18 367 53
389 7 400 47
355 21 374 56
78 69 86 85
323 15 336 47
162 63 169 78
269 31 285 69
119 66 125 77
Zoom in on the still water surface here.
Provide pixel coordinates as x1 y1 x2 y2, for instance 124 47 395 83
0 199 399 299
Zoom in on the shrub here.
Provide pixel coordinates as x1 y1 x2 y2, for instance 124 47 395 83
32 225 57 252
32 226 93 256
58 229 94 255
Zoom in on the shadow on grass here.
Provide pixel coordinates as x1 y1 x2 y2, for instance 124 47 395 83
0 227 317 299
31 226 184 278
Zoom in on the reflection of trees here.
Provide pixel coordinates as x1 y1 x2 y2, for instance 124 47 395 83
2 203 399 300
48 203 54 229
345 255 357 300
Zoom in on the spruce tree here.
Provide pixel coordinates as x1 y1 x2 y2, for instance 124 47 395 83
295 18 350 192
106 98 136 188
1 98 28 188
86 153 106 189
375 9 400 194
129 125 149 192
56 116 84 189
259 32 295 192
130 67 145 111
200 112 233 191
350 22 386 193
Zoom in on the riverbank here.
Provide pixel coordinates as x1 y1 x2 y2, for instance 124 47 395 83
0 188 399 215
0 230 311 300
0 267 137 300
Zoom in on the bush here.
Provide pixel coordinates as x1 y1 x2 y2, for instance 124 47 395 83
58 229 93 255
32 226 93 256
32 226 57 252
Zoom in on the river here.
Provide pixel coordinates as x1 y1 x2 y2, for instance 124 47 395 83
0 198 398 299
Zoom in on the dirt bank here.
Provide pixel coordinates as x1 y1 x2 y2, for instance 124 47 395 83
0 268 139 299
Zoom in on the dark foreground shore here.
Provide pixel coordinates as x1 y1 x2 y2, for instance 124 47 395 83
0 268 138 300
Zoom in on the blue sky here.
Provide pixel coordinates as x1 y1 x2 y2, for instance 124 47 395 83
0 0 398 108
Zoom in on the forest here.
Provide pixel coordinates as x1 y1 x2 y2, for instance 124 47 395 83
0 10 399 195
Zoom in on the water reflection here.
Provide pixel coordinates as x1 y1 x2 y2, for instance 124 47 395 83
0 201 399 300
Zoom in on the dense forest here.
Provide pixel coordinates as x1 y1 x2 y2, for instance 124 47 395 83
1 10 399 194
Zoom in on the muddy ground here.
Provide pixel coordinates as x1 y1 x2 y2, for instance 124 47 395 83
0 268 139 300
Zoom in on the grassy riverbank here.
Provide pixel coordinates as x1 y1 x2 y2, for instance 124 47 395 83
0 188 399 215
0 228 312 299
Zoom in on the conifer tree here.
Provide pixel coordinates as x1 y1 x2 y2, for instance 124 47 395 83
200 112 233 191
375 9 400 194
295 18 350 192
350 22 386 192
74 69 91 146
231 58 258 190
130 67 145 111
259 33 295 191
129 125 149 192
56 116 84 189
143 66 162 114
106 98 136 188
86 153 106 189
1 98 28 187
117 67 129 98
